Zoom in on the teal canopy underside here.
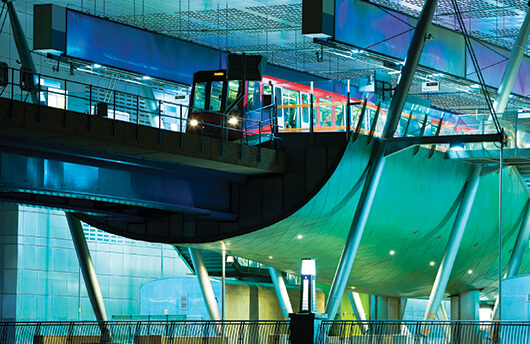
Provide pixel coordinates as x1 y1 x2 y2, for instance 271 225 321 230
200 135 527 298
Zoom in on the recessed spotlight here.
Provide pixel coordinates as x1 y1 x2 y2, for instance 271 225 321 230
351 286 355 289
269 256 273 259
92 63 102 69
430 261 435 266
228 117 238 125
297 235 303 240
189 119 199 126
389 250 395 255
142 75 152 80
467 269 473 274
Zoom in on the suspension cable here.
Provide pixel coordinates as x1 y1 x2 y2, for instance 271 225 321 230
450 0 502 133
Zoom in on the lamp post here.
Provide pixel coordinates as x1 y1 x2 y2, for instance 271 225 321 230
300 258 317 313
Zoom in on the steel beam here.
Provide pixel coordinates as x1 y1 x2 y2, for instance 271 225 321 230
268 267 293 319
3 0 39 104
491 201 530 320
188 248 221 321
423 166 482 322
325 0 438 320
347 291 367 333
493 5 530 115
65 213 108 322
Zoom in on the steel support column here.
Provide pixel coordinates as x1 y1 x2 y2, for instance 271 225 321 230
65 213 108 322
3 0 39 104
188 248 221 321
139 84 163 128
493 4 530 114
347 291 368 333
325 0 438 320
423 166 482 322
268 267 293 319
491 201 530 319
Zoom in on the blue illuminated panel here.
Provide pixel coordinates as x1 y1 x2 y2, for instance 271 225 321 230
334 0 465 77
66 10 227 85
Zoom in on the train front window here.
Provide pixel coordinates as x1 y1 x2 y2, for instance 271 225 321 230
227 80 240 111
193 82 207 112
283 88 300 129
209 81 224 112
319 97 332 127
247 81 261 111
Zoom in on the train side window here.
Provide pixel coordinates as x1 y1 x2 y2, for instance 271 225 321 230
335 103 344 127
301 93 309 123
319 97 332 127
209 81 224 112
193 82 207 113
227 80 240 111
248 81 261 111
263 83 272 107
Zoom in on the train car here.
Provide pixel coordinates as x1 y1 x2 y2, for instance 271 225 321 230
186 69 361 141
185 69 478 146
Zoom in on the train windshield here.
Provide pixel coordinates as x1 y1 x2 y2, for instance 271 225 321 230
210 81 224 112
193 82 207 112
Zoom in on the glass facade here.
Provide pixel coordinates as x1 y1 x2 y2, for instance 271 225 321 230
0 204 190 321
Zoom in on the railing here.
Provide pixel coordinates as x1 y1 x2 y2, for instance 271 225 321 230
0 321 289 344
316 320 530 344
2 65 526 155
0 66 281 146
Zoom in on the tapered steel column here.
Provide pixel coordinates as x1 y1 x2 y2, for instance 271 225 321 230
139 84 163 128
491 201 530 319
348 291 368 333
4 0 39 104
66 213 108 322
268 267 293 319
325 0 438 320
493 5 530 114
188 248 221 321
423 166 482 322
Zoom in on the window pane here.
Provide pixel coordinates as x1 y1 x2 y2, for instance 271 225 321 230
193 82 207 112
247 81 261 111
335 103 344 127
209 81 224 112
302 93 309 123
319 98 332 127
227 80 240 111
283 88 300 128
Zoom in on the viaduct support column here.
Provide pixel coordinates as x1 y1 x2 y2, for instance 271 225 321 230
268 267 293 320
422 166 482 322
65 213 109 327
188 248 221 321
324 0 438 321
491 201 530 320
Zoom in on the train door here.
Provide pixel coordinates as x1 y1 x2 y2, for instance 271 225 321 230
301 93 310 129
282 88 300 130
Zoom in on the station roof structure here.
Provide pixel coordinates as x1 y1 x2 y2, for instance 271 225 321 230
6 0 530 302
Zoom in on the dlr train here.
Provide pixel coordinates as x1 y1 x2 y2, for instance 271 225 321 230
186 69 480 143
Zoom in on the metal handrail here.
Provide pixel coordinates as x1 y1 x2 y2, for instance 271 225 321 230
0 66 281 145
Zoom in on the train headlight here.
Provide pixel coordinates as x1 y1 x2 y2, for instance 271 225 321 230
189 119 199 126
228 117 238 126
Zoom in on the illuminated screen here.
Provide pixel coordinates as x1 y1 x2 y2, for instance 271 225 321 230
66 10 227 85
334 0 465 77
